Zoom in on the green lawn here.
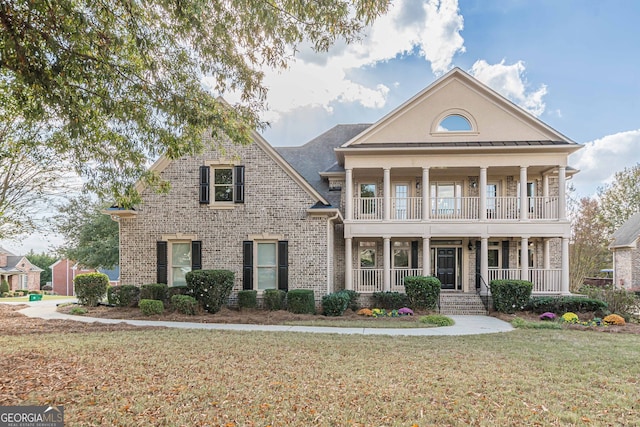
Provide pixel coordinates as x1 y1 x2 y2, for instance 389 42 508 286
0 295 75 303
1 329 638 426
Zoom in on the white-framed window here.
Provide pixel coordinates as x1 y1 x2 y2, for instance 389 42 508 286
488 241 501 268
199 164 245 205
431 182 462 213
213 167 234 202
243 238 288 292
393 241 410 269
256 241 277 290
359 241 376 268
170 241 192 286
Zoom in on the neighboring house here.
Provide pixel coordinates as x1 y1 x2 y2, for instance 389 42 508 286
0 247 43 291
609 212 640 290
109 68 581 305
50 258 121 296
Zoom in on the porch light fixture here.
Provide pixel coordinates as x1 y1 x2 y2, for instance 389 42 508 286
468 241 473 251
470 179 477 189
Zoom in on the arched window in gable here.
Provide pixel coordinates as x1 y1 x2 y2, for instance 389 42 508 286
437 114 473 132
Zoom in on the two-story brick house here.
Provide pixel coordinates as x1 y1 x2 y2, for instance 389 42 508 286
110 68 581 306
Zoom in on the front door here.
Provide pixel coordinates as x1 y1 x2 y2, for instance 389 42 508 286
437 248 456 289
393 183 409 219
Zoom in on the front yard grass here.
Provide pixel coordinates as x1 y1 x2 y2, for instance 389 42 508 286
1 329 639 426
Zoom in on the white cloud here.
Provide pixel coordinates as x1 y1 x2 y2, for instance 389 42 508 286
469 59 547 116
261 0 465 122
569 129 640 197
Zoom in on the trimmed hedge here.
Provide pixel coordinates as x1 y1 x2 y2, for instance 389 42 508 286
322 291 350 316
74 273 109 307
287 289 315 314
263 289 286 311
186 269 234 314
526 296 608 314
140 283 168 302
340 289 360 311
167 285 190 301
107 285 140 307
372 291 408 310
139 299 164 316
237 290 258 309
404 276 440 310
170 295 198 315
490 279 533 313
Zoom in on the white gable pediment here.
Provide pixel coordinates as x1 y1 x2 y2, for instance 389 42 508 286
344 68 573 146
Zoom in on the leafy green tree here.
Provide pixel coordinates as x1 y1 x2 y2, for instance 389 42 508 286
55 196 119 269
597 163 640 236
0 0 389 207
25 251 57 287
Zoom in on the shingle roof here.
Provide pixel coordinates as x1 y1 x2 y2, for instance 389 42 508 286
275 124 371 207
610 212 640 249
0 256 44 273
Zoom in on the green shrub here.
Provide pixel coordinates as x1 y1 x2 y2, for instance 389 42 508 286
186 270 234 314
170 295 198 315
580 285 639 316
287 289 315 314
167 285 190 300
419 314 454 327
526 296 607 314
139 299 164 316
322 291 350 316
263 289 286 311
340 289 360 311
74 273 109 307
69 307 88 315
490 280 533 314
372 291 408 310
140 283 168 302
28 290 42 295
237 290 258 309
0 280 8 294
404 276 440 310
107 285 140 307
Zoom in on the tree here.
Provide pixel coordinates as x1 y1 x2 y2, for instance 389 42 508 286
597 163 640 236
25 251 57 287
0 0 389 207
54 196 119 269
569 197 611 291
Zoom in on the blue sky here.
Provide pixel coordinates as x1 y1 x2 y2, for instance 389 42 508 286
4 0 640 255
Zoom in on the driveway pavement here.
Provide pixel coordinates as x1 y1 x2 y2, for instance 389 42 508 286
10 298 514 336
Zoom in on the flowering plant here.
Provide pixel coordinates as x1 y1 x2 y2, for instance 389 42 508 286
539 312 556 321
372 308 387 317
561 312 579 323
603 314 626 325
356 308 373 316
398 307 414 316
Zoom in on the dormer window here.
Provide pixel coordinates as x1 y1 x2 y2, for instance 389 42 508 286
437 114 473 132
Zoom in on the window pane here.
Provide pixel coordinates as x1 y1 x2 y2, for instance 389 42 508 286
438 114 472 131
488 249 499 268
257 267 276 290
360 184 376 198
172 243 191 266
172 267 189 286
360 249 376 268
214 169 233 184
393 249 409 268
214 185 233 202
257 243 276 266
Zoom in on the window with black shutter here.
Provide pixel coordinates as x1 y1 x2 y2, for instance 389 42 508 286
191 241 202 271
199 166 210 204
278 241 288 291
157 241 168 284
243 241 253 290
234 165 245 204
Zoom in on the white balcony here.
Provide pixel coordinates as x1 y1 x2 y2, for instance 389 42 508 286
488 268 562 294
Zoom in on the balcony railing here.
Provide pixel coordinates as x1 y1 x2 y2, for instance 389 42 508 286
391 268 423 292
351 196 561 221
352 268 423 293
488 268 562 294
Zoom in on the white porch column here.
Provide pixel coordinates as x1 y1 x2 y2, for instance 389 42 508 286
558 166 567 220
383 237 391 291
479 167 487 221
543 239 551 269
345 169 353 221
481 237 489 295
520 166 528 221
543 174 549 198
520 236 529 281
422 167 430 220
345 238 353 291
561 237 570 294
422 237 430 276
384 168 391 221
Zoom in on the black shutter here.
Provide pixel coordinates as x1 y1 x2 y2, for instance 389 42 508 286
191 241 202 271
475 241 481 290
199 166 210 204
411 241 419 271
502 240 510 269
278 240 288 291
242 241 253 290
234 165 245 204
157 241 168 284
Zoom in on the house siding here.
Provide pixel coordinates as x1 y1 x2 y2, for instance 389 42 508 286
119 136 332 300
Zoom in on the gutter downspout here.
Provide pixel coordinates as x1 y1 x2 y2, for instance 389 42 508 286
326 212 340 296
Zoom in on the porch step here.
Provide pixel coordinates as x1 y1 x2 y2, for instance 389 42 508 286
439 293 488 315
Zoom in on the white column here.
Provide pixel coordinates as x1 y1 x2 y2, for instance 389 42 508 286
521 236 529 281
345 238 353 290
479 167 487 221
345 169 353 221
422 167 430 220
384 168 391 221
561 237 570 294
481 237 489 295
558 166 567 220
383 237 391 291
422 237 430 276
543 239 551 269
520 166 528 221
543 174 549 198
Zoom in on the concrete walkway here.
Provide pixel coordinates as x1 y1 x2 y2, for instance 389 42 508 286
9 298 513 336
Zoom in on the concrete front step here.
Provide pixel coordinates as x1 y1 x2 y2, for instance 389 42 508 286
439 293 488 315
